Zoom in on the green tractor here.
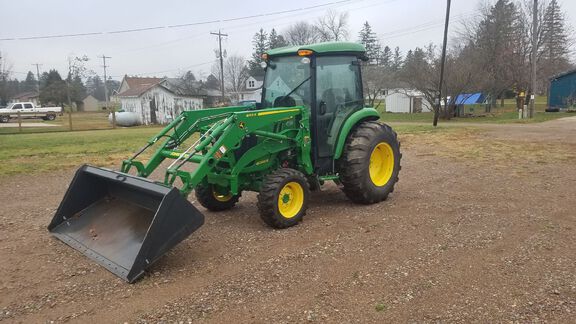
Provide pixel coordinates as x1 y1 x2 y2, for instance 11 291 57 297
48 42 401 282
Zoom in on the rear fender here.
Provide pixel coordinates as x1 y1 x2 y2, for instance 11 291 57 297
333 108 380 160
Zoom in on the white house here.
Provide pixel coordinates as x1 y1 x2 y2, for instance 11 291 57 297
385 89 432 113
237 75 264 102
116 76 203 125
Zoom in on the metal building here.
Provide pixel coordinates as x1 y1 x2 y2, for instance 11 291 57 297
549 69 576 109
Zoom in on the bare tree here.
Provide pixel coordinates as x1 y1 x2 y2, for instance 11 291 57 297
212 55 249 101
283 21 319 45
315 10 350 42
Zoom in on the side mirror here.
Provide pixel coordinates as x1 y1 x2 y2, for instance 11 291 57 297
319 101 327 115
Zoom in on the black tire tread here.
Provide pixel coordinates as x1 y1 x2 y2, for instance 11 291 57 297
338 120 402 204
195 184 240 211
257 168 310 229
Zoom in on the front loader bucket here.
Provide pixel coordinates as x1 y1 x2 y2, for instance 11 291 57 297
48 165 204 283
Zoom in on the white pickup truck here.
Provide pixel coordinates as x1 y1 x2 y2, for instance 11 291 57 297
0 102 63 123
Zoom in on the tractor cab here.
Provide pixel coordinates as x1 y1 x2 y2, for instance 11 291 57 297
261 42 368 174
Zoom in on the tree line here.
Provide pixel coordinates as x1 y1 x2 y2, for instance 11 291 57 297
359 0 573 118
0 54 119 109
217 0 573 114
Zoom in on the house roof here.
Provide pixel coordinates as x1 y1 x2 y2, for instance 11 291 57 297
252 75 264 81
123 76 163 88
266 41 366 57
117 75 221 98
12 91 39 99
117 83 162 97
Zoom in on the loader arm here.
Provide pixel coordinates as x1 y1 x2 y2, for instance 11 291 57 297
122 106 312 197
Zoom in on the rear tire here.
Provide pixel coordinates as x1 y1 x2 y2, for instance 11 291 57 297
257 168 310 229
338 121 401 204
45 114 56 121
195 184 240 211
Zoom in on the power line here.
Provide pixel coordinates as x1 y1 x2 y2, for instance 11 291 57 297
0 0 358 42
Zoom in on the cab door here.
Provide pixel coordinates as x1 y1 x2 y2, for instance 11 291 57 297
23 103 35 117
11 103 23 116
313 55 363 174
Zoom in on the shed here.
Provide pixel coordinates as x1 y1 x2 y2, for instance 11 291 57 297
385 89 432 113
549 69 576 109
81 95 105 112
454 92 487 116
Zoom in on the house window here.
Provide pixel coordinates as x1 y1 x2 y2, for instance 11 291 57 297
248 80 255 88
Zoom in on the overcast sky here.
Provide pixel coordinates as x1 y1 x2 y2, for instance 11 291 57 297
1 0 574 81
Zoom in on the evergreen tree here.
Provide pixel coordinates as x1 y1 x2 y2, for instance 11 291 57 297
541 0 570 61
86 75 105 101
475 0 523 107
248 28 268 76
23 71 37 92
269 28 288 49
40 69 66 106
68 74 86 104
380 46 392 68
357 21 381 65
392 46 403 71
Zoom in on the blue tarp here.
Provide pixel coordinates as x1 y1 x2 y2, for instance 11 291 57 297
455 93 485 105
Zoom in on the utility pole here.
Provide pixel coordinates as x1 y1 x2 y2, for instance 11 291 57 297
99 55 115 128
32 63 42 100
529 0 538 118
433 0 451 127
211 30 228 102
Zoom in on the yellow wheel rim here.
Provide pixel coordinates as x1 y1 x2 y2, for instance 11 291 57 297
369 142 394 186
213 188 232 202
277 181 304 219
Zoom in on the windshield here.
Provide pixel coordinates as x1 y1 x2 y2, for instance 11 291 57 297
262 56 311 108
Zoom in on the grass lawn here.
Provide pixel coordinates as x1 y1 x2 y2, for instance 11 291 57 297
378 96 574 124
0 126 162 176
0 123 450 176
0 111 113 134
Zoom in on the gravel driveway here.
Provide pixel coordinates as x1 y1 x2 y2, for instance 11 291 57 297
0 119 574 323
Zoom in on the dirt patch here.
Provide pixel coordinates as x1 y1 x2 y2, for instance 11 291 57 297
1 121 575 323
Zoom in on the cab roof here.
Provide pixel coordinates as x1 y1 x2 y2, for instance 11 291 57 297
266 41 366 57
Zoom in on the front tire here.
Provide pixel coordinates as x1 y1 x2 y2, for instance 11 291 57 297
0 115 9 123
338 121 401 204
195 184 240 211
257 168 310 229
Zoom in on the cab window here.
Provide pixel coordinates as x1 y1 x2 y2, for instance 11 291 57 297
24 103 33 109
315 56 363 157
12 104 22 110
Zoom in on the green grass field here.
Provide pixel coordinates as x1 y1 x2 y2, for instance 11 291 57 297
0 127 162 176
0 95 572 176
0 111 113 134
0 123 448 176
378 96 574 124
